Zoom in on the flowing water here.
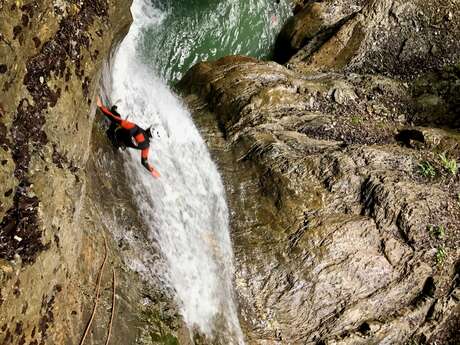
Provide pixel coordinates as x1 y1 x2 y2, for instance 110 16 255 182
104 0 291 342
139 0 291 83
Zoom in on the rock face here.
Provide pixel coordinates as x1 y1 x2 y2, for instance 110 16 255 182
0 1 184 344
179 1 460 343
277 0 460 79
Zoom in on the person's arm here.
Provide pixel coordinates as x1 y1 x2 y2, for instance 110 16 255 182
96 96 135 129
97 96 123 123
134 132 146 147
141 148 160 178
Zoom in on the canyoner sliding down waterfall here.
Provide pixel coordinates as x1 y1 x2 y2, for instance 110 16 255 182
0 0 458 341
99 0 291 343
96 96 160 178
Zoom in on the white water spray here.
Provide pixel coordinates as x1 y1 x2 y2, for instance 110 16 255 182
105 0 244 342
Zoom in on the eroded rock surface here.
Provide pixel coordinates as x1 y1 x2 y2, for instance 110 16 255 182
277 0 460 79
0 1 185 344
179 1 460 341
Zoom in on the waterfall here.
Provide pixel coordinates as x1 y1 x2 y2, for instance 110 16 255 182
104 0 244 342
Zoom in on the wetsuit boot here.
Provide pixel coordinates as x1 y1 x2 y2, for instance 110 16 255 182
106 122 121 149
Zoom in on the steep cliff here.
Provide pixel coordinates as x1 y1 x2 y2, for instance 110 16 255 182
179 0 460 344
0 1 184 344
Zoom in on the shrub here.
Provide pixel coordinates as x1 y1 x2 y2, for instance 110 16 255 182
435 246 447 265
439 153 458 176
419 161 436 178
428 225 445 239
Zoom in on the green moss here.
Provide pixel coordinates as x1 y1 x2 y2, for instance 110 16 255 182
139 301 182 345
149 333 179 345
350 116 362 125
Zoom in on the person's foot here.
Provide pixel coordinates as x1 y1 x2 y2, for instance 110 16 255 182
149 165 160 178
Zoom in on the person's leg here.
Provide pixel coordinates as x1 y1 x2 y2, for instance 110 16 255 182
114 127 127 150
106 122 121 148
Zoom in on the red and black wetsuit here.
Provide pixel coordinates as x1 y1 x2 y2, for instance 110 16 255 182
98 104 153 173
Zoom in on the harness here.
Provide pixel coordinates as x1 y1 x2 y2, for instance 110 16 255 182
112 124 149 150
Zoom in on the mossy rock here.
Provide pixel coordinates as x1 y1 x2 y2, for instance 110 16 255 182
149 333 179 345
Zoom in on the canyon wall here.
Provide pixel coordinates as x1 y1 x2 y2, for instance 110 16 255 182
0 1 184 344
179 0 460 343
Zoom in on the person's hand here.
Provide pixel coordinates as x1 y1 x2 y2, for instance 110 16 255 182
149 165 160 178
96 96 103 108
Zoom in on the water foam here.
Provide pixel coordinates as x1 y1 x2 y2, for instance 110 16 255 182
105 0 244 342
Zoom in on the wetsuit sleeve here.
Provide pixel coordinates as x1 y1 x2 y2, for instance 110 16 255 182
141 147 160 178
141 148 150 171
98 105 136 130
98 105 123 123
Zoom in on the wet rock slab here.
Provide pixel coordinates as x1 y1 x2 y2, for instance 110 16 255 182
0 1 176 344
180 33 460 345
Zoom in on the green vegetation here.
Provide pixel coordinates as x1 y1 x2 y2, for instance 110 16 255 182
419 161 436 178
351 116 363 125
428 224 445 239
139 306 180 345
435 246 447 265
150 334 179 345
439 153 458 176
418 154 458 179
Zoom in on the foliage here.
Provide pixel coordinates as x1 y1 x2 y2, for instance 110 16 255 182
418 161 436 178
150 333 179 345
435 246 447 265
439 153 458 176
351 116 362 125
428 225 445 239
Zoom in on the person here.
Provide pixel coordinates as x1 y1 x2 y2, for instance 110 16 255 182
96 96 160 178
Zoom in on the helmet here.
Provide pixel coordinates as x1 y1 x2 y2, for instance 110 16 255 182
146 126 154 138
